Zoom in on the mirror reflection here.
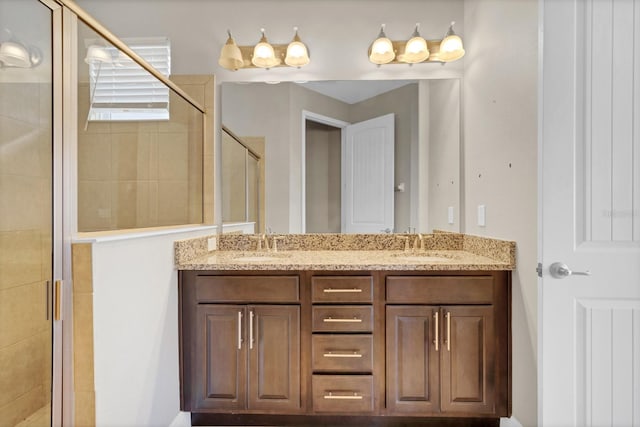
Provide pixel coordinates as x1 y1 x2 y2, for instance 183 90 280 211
221 79 460 234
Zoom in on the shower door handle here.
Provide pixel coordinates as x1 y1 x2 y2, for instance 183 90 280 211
54 280 62 321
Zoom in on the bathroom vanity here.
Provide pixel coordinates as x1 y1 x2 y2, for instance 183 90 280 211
176 233 514 426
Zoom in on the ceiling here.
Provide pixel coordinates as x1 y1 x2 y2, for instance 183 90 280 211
296 80 417 104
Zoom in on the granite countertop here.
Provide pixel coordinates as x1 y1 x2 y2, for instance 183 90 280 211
175 231 516 271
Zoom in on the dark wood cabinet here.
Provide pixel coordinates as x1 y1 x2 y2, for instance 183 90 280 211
386 305 496 415
179 269 511 425
194 304 300 412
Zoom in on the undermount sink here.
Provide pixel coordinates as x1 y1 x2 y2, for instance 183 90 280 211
231 252 292 262
391 252 453 263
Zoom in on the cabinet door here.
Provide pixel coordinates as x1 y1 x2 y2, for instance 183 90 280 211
194 305 247 410
248 305 300 411
386 306 440 414
440 306 495 414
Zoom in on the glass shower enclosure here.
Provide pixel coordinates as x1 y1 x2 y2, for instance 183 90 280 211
0 0 58 426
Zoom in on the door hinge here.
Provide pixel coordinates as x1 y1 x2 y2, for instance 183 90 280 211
536 263 543 278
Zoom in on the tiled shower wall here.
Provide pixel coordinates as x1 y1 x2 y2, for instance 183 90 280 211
77 82 203 232
0 81 52 425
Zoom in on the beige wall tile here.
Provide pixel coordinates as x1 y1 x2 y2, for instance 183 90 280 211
0 281 48 348
78 181 112 232
111 133 148 181
0 83 40 126
72 244 93 294
78 133 111 181
74 390 95 427
73 292 94 392
157 181 188 225
0 385 46 427
0 333 48 408
0 175 50 232
112 181 137 229
0 230 42 290
158 133 188 181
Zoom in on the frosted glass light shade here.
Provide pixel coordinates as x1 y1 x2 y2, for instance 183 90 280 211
369 26 395 64
439 23 465 62
0 41 32 68
218 32 244 70
284 30 309 67
251 31 281 68
398 35 429 63
85 45 112 64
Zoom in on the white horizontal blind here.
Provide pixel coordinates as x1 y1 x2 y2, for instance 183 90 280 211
88 38 171 121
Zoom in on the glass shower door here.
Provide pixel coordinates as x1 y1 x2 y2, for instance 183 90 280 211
0 0 54 425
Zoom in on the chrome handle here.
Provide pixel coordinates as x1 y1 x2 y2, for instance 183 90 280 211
445 311 451 352
323 351 362 358
237 311 243 350
323 317 362 323
249 310 254 350
324 392 363 400
549 262 591 279
323 288 363 293
433 311 439 352
45 280 51 321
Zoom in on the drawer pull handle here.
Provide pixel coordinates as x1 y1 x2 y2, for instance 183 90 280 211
323 351 362 358
324 392 363 400
323 288 363 293
323 317 362 323
433 311 439 352
237 311 243 350
445 311 451 352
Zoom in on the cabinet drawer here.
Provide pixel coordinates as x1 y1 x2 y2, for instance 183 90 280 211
386 276 493 304
312 375 373 413
195 275 299 303
312 306 373 332
312 276 373 303
312 335 373 373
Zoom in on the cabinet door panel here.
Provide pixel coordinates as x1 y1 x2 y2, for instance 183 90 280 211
386 306 440 413
248 305 300 411
441 306 495 414
195 305 246 410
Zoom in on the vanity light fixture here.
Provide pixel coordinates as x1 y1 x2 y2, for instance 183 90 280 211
397 24 429 64
367 21 465 66
438 21 465 62
368 24 395 64
218 27 310 71
218 30 243 70
0 40 42 68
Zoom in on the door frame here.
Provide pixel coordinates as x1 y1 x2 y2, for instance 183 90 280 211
300 110 350 233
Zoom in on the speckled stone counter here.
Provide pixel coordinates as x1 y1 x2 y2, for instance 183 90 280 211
175 231 515 271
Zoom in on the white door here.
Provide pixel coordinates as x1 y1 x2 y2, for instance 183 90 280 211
540 0 640 426
342 113 394 233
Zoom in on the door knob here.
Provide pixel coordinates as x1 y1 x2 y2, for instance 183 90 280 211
549 262 591 279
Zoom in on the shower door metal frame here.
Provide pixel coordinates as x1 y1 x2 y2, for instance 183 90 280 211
37 1 67 426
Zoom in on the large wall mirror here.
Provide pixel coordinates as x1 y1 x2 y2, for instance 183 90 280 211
221 79 461 234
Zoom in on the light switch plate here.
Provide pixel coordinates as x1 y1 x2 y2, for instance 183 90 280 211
477 205 486 227
448 206 454 224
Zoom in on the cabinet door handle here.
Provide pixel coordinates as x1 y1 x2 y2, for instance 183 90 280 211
237 311 243 350
433 311 439 352
323 288 362 293
323 392 363 400
323 351 362 358
249 310 255 350
323 317 362 323
445 311 451 352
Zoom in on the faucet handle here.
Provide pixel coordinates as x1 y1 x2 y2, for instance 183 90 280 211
271 236 285 252
249 235 264 251
396 235 410 252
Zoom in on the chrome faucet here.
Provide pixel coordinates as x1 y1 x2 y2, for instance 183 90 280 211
413 233 424 251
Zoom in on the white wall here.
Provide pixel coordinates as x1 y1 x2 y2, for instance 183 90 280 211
463 1 538 426
87 227 215 427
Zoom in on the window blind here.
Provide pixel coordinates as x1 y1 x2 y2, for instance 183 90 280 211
88 38 171 121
